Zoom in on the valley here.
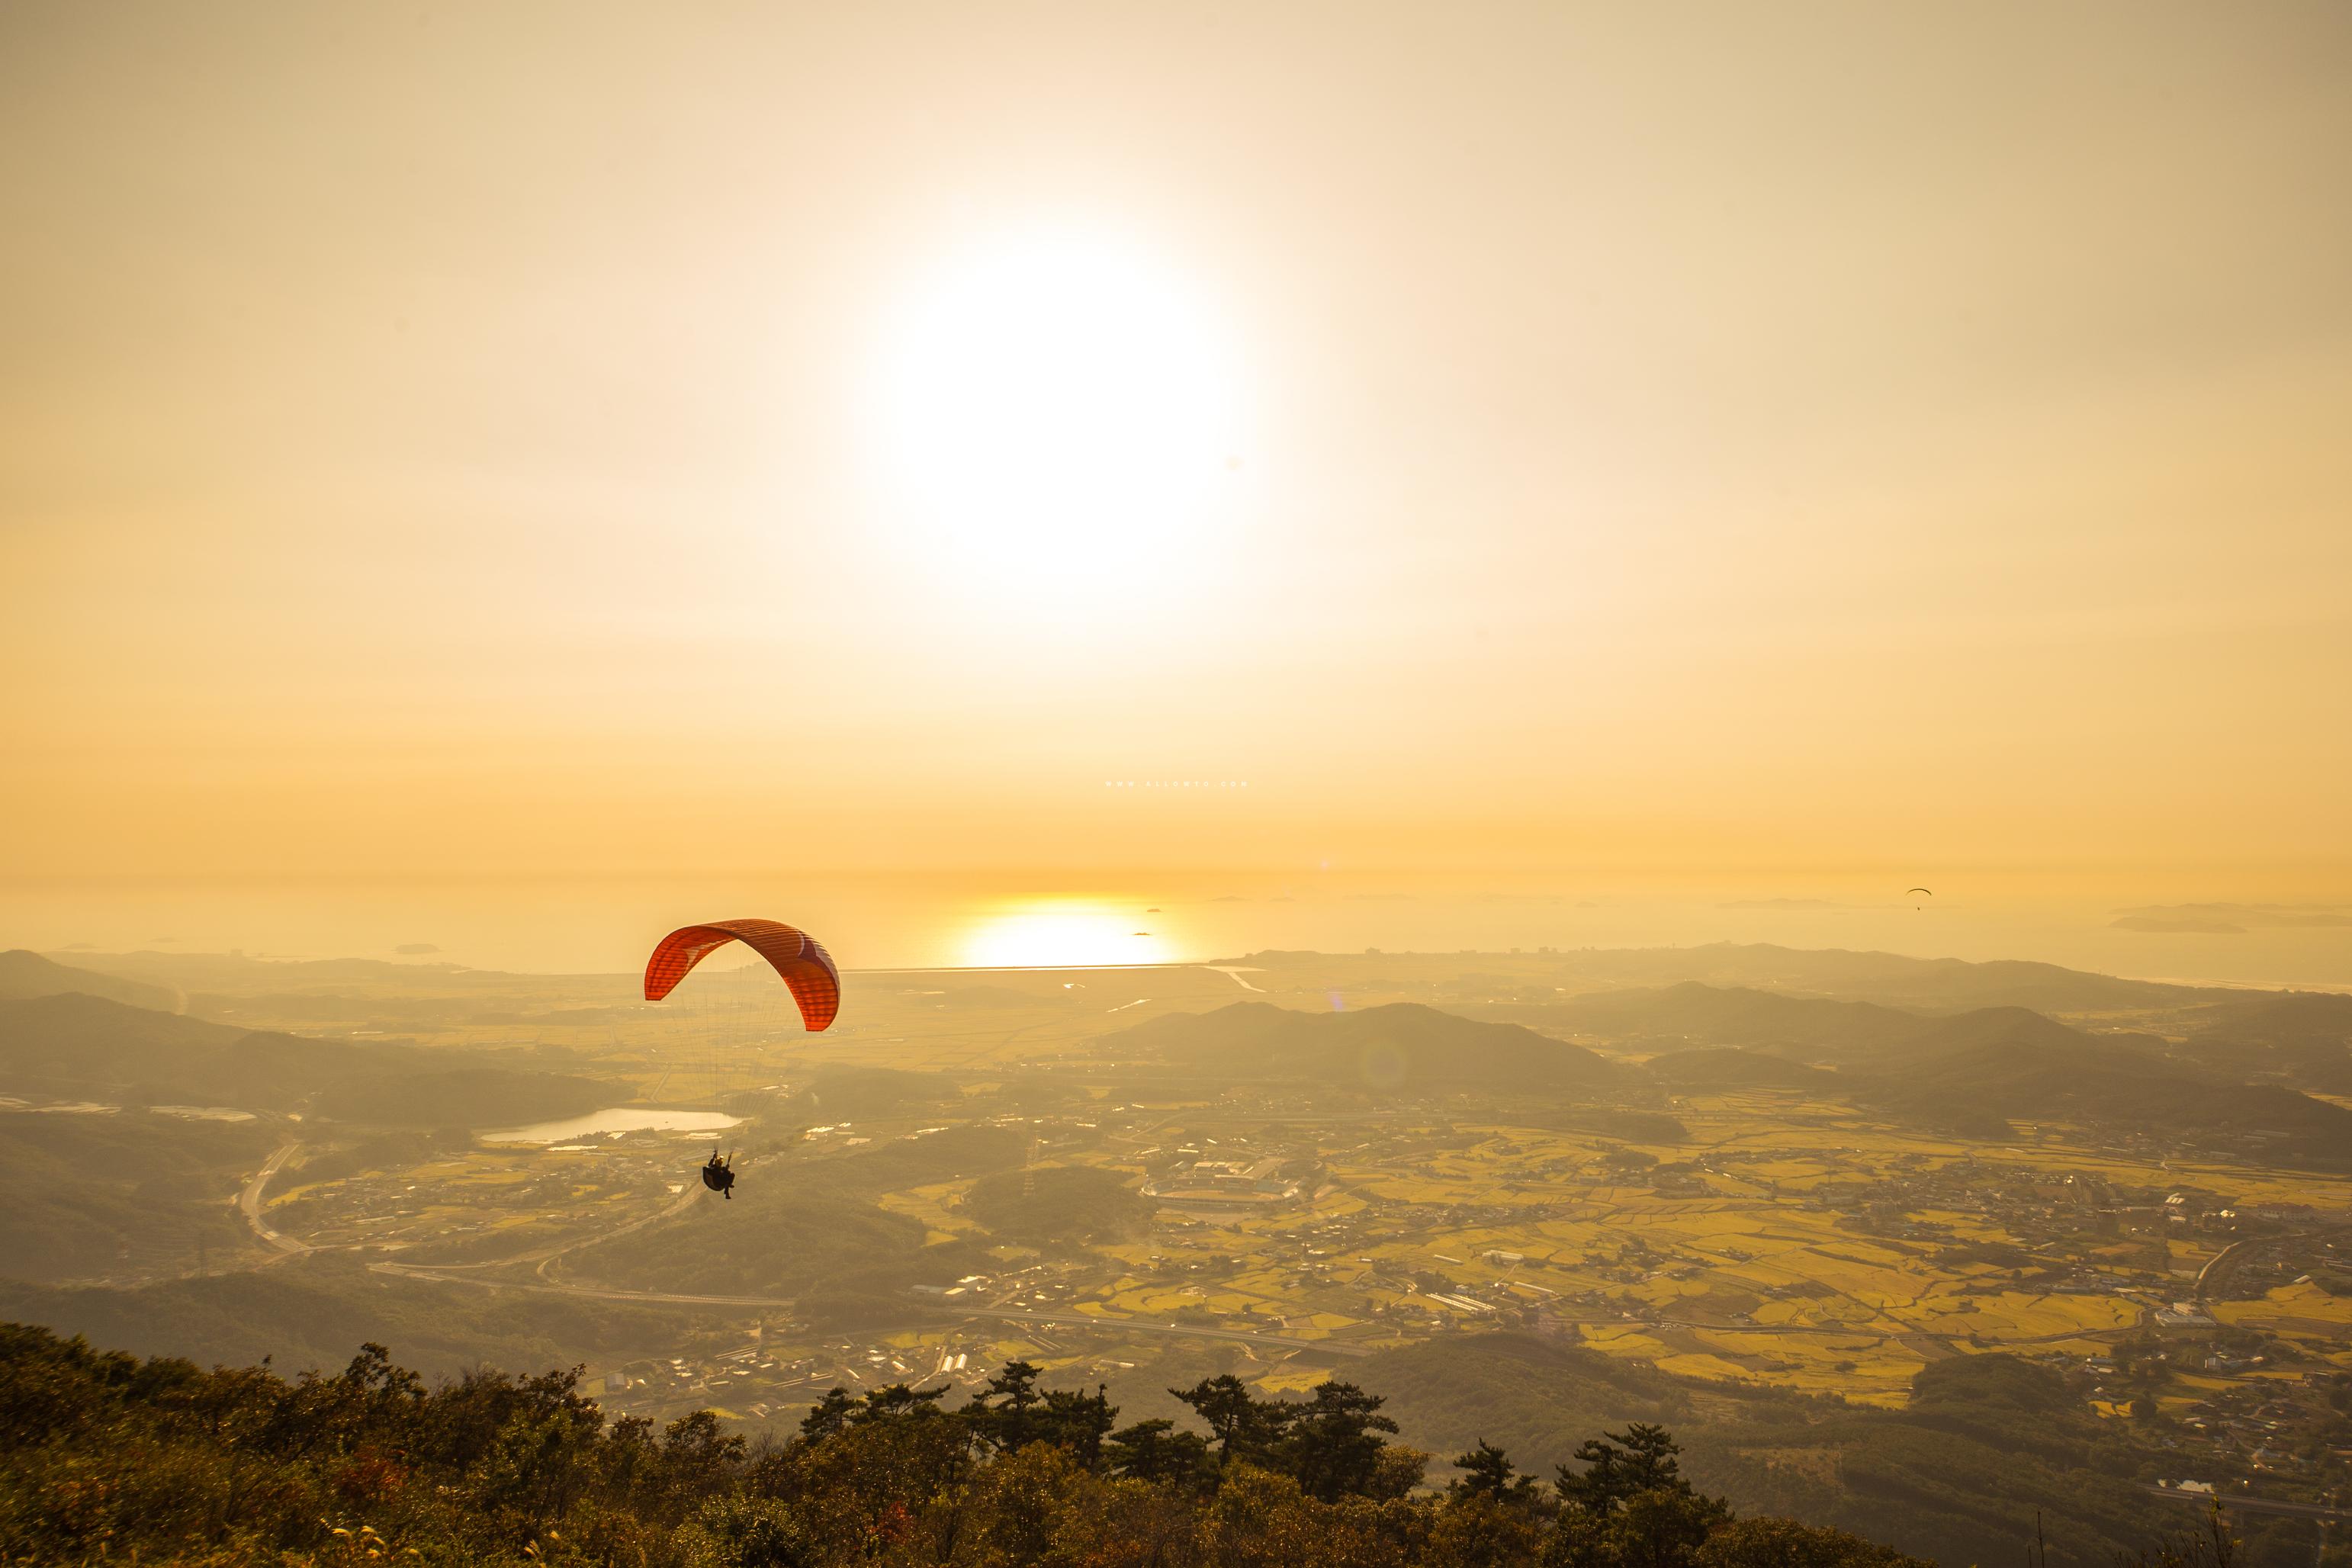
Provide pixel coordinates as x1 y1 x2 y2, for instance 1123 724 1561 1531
8 940 2352 1563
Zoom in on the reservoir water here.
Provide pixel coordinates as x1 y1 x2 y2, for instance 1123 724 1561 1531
484 1107 743 1144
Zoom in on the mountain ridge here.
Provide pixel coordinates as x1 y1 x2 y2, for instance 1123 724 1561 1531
1110 1001 1625 1094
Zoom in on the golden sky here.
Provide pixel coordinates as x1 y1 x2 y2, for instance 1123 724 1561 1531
4 2 2348 888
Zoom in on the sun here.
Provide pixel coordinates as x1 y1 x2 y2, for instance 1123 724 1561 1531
868 226 1244 602
958 899 1174 969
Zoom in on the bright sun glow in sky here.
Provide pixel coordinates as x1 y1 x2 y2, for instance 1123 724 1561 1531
6 7 2352 910
867 227 1245 603
958 899 1174 969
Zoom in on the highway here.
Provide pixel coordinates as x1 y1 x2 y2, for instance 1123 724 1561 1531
2195 1226 2349 1303
2142 1484 2352 1523
374 1262 813 1310
236 1143 310 1258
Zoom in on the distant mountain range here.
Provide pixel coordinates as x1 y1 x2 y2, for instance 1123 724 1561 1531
1607 942 2201 1012
0 993 615 1128
0 949 178 1012
1114 986 2352 1163
1498 982 2352 1155
1503 982 2177 1065
2170 991 2352 1093
1496 982 1940 1065
1840 1023 2352 1155
1228 941 2207 1014
2193 989 2352 1046
35 949 475 991
1110 1001 1626 1094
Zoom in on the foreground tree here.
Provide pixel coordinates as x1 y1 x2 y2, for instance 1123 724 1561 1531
1545 1422 1730 1568
1451 1438 1543 1503
1277 1380 1403 1502
1105 1416 1213 1486
1171 1371 1293 1467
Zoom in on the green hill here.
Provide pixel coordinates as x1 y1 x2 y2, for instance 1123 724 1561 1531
1845 1030 2352 1161
567 1188 991 1322
2192 990 2352 1047
1640 1046 1832 1092
2182 991 2352 1092
0 1111 276 1284
1526 983 1932 1062
962 1164 1151 1246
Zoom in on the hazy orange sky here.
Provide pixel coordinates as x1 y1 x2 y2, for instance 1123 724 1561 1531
5 2 2349 890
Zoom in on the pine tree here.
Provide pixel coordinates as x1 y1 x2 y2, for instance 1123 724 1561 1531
1277 1380 1399 1501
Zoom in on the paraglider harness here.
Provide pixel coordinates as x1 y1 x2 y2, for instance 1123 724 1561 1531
701 1147 737 1200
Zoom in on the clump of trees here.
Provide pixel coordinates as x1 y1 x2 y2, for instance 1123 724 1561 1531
0 1320 1961 1566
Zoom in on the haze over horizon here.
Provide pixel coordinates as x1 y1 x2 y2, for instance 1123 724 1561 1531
8 870 2352 995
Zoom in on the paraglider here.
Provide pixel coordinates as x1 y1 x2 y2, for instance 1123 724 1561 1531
701 1147 737 1199
643 918 839 1030
644 919 841 1202
1907 887 1933 910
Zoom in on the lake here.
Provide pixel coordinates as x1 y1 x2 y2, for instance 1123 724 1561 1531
483 1107 744 1144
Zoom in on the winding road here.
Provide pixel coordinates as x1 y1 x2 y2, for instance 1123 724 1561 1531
236 1143 310 1258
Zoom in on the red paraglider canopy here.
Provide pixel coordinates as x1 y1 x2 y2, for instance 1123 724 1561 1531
643 919 840 1032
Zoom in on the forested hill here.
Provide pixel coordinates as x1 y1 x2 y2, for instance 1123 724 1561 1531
1117 988 2352 1162
0 1322 1952 1568
0 992 617 1126
1113 1001 1625 1093
1391 942 2202 1013
1486 983 2120 1065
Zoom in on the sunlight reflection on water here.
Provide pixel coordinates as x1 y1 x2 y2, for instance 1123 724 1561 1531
10 872 2352 990
956 900 1176 969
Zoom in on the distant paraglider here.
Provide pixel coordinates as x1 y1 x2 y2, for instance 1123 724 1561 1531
1907 887 1933 910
